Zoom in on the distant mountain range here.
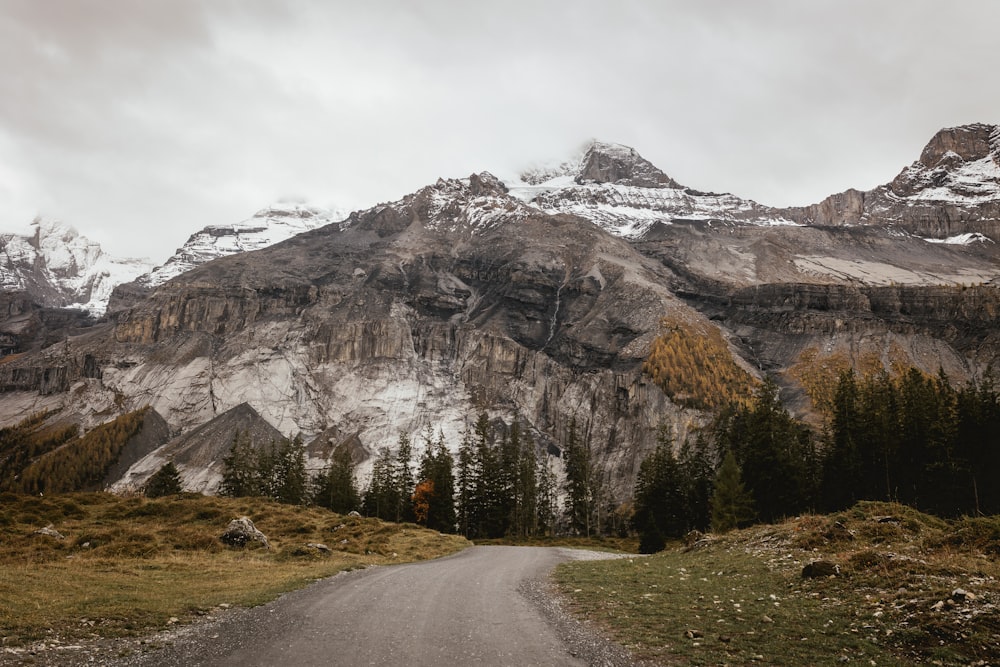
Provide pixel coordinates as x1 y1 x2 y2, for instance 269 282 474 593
1 123 998 498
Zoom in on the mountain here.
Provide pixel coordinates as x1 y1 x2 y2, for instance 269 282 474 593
1 124 999 500
508 140 794 239
788 123 1000 239
138 202 351 287
0 218 153 313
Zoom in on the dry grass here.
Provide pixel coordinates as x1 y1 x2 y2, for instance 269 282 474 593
555 501 1000 666
0 492 468 647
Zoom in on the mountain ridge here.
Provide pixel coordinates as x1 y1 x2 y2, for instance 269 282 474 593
1 123 999 499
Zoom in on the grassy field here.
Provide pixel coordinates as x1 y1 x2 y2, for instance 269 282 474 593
0 492 468 649
555 502 1000 666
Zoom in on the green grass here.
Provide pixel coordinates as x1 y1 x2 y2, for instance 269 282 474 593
555 502 1000 666
0 492 469 646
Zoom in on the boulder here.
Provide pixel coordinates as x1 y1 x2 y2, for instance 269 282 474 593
219 516 270 549
802 560 840 578
34 524 65 540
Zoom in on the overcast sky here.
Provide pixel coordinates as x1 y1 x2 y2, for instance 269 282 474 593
1 0 998 262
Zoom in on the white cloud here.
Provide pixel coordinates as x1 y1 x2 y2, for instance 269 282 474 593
0 0 998 261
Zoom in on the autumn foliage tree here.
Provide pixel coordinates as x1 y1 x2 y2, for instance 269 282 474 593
6 409 150 494
412 479 434 525
643 319 757 410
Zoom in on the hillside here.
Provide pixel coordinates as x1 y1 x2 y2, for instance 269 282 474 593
556 502 1000 666
0 492 468 664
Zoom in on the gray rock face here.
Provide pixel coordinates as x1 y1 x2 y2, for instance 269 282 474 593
575 141 682 189
1 173 709 499
111 403 285 494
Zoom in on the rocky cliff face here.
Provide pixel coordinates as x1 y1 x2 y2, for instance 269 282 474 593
2 124 999 501
509 141 794 240
1 173 718 496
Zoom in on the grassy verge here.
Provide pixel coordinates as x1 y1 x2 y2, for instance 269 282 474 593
0 492 468 647
555 502 1000 666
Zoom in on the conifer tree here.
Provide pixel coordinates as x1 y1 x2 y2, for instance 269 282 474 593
313 445 360 513
362 446 398 520
724 378 816 522
417 429 456 532
220 431 261 497
677 433 715 532
563 420 594 536
144 461 183 498
394 432 415 523
455 429 477 537
514 429 539 537
633 426 686 552
270 436 308 505
536 454 558 536
710 450 755 533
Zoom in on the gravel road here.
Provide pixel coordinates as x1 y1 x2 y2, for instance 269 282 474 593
109 546 637 667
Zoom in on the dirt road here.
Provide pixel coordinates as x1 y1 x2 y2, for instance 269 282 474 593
115 546 634 667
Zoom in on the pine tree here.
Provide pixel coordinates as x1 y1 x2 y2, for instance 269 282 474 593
394 432 415 523
536 454 558 536
417 429 456 533
514 429 539 537
270 436 308 505
144 461 183 498
710 450 755 533
725 378 816 522
220 431 261 497
313 445 360 513
677 432 715 532
563 420 593 536
821 369 863 511
455 429 477 537
362 446 398 520
633 426 686 552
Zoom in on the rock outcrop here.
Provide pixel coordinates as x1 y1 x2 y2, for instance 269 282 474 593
219 516 270 549
138 201 351 288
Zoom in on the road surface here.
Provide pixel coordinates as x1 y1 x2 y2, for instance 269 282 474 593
116 546 633 667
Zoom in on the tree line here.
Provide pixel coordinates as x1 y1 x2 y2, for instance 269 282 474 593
632 368 1000 552
218 414 613 540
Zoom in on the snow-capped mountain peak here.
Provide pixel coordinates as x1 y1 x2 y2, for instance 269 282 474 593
507 140 794 239
889 123 1000 205
0 217 153 313
139 201 351 287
